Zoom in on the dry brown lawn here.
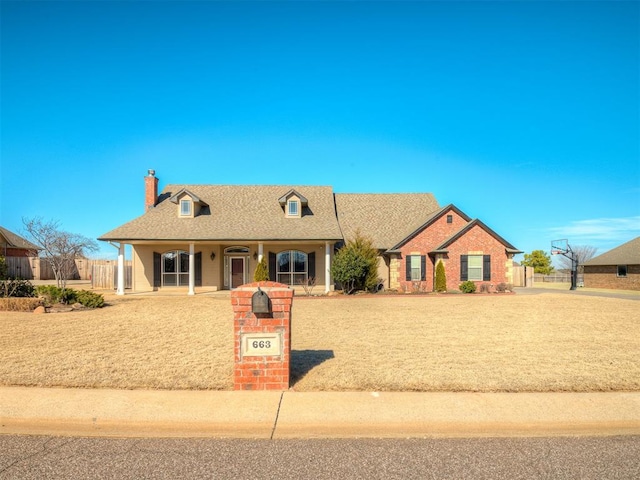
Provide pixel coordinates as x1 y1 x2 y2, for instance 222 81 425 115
1 292 638 392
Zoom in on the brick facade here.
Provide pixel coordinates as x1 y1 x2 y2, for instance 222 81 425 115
583 265 640 291
231 281 293 390
393 207 515 292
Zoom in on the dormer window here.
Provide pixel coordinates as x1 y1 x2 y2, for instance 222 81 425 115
180 199 192 216
287 199 299 217
169 188 208 219
278 189 308 219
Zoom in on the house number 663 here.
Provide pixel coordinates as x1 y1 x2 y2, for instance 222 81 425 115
252 340 271 349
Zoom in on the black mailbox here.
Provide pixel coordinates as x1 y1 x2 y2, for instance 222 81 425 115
251 287 271 314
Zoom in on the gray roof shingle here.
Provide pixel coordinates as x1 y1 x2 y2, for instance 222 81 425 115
0 226 40 251
99 185 344 241
582 236 640 266
334 193 440 249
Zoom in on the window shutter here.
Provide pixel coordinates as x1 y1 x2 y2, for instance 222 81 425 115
405 255 412 281
460 255 468 281
483 255 491 281
420 255 426 281
269 252 276 282
195 252 202 286
153 252 161 288
308 251 316 280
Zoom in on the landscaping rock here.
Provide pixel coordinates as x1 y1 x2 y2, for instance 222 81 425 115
33 306 46 314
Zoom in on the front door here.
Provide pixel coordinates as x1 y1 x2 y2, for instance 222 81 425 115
230 257 245 288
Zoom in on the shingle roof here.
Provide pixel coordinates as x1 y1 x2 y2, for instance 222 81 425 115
334 193 440 250
99 185 344 242
0 226 40 251
582 236 640 266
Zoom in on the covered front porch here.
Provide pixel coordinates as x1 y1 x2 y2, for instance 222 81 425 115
110 241 335 295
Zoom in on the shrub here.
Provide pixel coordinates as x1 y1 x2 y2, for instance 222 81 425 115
0 255 7 280
459 280 476 293
253 257 269 282
0 279 36 298
0 297 43 312
75 290 105 308
36 285 65 304
435 260 446 292
479 283 491 293
331 232 379 294
495 283 513 293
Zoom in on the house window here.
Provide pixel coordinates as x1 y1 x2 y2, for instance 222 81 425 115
180 199 191 216
468 255 483 281
460 254 491 281
276 250 307 285
617 265 627 277
162 250 189 286
287 199 299 217
405 255 426 282
446 215 453 224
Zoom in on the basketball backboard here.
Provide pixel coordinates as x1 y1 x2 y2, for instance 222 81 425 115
550 239 569 255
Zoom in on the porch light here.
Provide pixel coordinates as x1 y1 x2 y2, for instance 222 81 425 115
210 252 216 261
253 252 258 260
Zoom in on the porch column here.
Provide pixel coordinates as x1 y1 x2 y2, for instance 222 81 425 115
116 243 125 295
188 243 195 295
258 242 264 263
325 242 331 293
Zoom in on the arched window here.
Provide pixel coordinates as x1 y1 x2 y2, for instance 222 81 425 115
162 250 189 286
276 250 307 286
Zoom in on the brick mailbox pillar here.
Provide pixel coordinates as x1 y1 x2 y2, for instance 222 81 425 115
231 281 293 391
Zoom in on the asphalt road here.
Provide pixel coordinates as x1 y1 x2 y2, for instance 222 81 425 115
1 435 638 479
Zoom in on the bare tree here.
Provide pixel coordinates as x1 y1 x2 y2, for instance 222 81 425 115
22 217 98 288
557 245 598 272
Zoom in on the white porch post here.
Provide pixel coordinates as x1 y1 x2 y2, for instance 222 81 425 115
116 243 125 296
258 242 264 263
325 242 331 293
188 243 195 295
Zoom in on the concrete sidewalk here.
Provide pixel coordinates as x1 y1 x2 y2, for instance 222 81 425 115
1 387 639 438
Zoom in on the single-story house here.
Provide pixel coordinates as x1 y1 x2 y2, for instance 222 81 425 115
0 226 40 279
582 236 640 291
98 170 522 295
0 226 39 258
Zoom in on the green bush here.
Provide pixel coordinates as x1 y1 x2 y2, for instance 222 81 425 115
459 280 477 293
0 255 7 280
36 285 104 308
75 290 105 308
35 285 66 304
331 232 379 294
253 257 269 282
0 279 36 298
435 260 447 292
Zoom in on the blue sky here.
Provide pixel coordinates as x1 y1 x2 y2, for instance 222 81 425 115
1 1 638 262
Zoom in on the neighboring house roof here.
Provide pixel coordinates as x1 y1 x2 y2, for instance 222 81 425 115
334 193 440 250
430 218 523 254
0 226 40 251
582 236 640 266
99 185 344 242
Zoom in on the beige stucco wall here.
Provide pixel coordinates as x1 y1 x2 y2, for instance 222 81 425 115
131 242 333 292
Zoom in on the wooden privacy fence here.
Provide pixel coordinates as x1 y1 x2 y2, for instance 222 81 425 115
3 256 132 289
91 262 132 290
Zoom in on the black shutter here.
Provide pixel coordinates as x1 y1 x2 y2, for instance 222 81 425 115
153 252 161 288
269 252 276 282
460 255 468 281
483 255 491 281
308 251 316 280
405 255 412 281
195 252 202 286
420 255 426 281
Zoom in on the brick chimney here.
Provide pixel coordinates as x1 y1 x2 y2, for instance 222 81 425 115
144 169 158 210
